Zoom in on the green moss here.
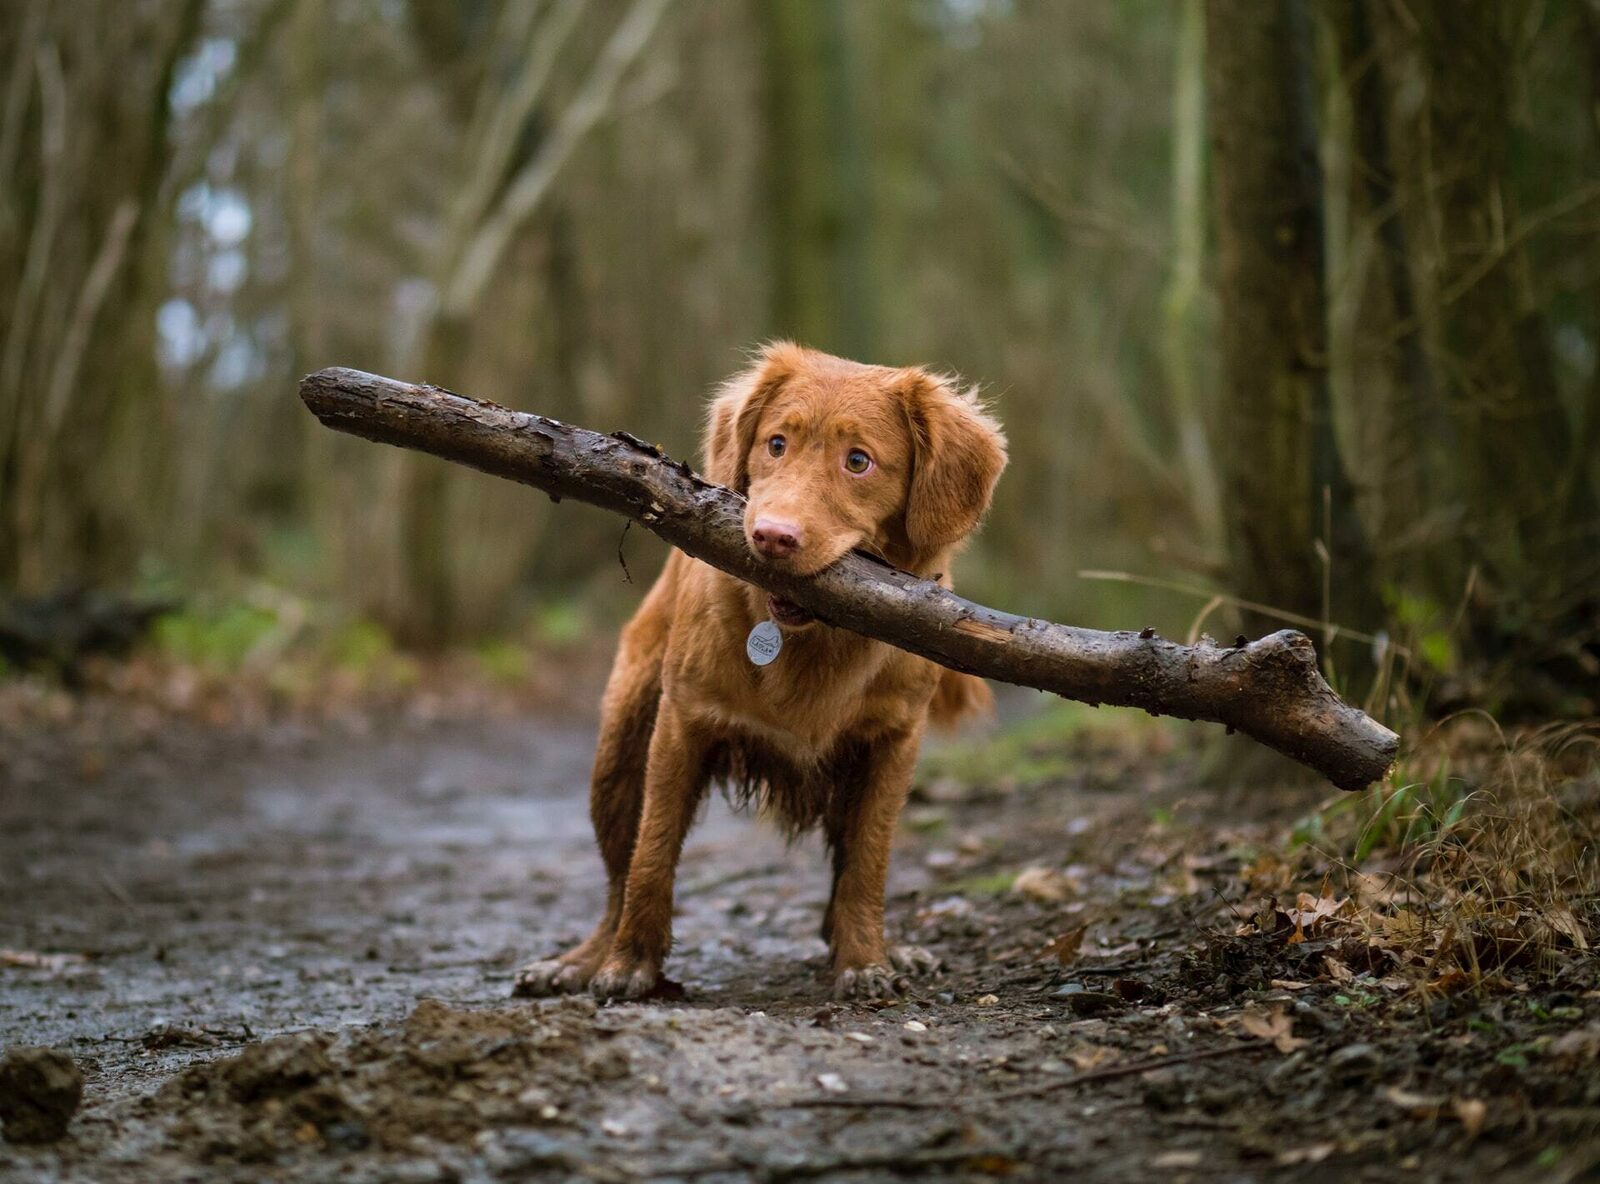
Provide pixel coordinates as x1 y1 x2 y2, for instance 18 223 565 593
153 603 279 671
939 870 1017 897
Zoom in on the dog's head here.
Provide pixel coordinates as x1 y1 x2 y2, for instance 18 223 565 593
704 343 1006 627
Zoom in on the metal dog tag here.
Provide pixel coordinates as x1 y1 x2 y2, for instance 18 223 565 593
746 619 783 666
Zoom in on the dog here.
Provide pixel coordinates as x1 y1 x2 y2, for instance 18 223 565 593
514 342 1007 1000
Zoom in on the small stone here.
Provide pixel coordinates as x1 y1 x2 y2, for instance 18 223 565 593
975 994 1000 1007
902 1020 928 1033
1054 982 1086 997
0 1047 84 1144
1328 1043 1379 1075
1063 991 1123 1017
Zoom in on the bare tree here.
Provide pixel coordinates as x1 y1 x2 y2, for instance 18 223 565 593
0 0 201 592
393 0 674 643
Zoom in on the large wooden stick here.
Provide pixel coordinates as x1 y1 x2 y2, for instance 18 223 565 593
300 368 1399 790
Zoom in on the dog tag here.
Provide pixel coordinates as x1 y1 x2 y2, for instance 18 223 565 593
746 619 783 666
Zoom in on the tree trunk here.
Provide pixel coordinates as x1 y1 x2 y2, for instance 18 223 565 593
0 0 200 592
1204 0 1380 678
1366 0 1598 698
301 366 1400 790
1161 0 1219 539
1321 0 1455 609
761 0 875 357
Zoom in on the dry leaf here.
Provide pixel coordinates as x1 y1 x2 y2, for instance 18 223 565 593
1285 892 1347 929
1454 1098 1487 1139
1544 907 1591 951
0 949 90 971
1381 910 1425 939
1240 1005 1306 1054
1550 1024 1600 1062
1323 955 1354 983
1040 927 1086 967
1013 866 1076 903
1423 970 1475 996
1276 1144 1335 1166
1066 1043 1119 1071
1270 979 1311 991
1383 1085 1447 1117
1150 1150 1203 1168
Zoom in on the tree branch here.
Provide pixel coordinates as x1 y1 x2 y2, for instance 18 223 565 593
299 367 1400 790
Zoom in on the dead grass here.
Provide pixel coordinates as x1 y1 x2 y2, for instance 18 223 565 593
1264 718 1600 992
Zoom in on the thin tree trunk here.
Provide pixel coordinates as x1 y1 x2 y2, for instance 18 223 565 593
391 0 672 644
1161 0 1218 539
0 0 200 592
1321 0 1453 608
1203 0 1379 671
1369 0 1587 612
761 0 875 357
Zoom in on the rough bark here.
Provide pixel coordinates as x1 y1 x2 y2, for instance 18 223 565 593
300 367 1400 790
1204 0 1380 670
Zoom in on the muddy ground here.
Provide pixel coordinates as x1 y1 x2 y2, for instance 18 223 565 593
2 680 1597 1182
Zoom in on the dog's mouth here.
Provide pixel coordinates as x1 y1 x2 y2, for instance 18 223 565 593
766 595 815 628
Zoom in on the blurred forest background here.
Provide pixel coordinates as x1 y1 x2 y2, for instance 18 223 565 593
1 0 1597 721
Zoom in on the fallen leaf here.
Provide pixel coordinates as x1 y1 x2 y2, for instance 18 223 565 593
1543 907 1591 951
1285 892 1347 928
1276 1143 1335 1166
1381 910 1425 940
1423 970 1475 996
1384 1085 1447 1117
1013 866 1076 903
1150 1150 1203 1168
1550 1024 1600 1061
1323 955 1354 983
1454 1098 1487 1139
1270 979 1311 991
1066 1044 1119 1071
1040 927 1086 967
1240 1005 1306 1054
0 949 89 971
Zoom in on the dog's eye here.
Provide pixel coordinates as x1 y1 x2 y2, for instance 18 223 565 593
767 435 786 458
844 448 873 475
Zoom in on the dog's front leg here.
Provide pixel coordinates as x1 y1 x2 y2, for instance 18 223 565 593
589 701 709 1000
826 726 933 1001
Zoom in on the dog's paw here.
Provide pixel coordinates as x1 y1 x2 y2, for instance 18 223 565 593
887 944 942 976
511 958 594 998
832 963 910 1001
590 955 661 1001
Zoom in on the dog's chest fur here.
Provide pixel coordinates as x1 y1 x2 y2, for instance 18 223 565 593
674 577 924 834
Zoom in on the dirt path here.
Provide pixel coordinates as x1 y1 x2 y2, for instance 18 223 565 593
1 698 1594 1181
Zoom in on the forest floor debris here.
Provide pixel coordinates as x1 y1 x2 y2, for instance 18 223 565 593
1 677 1597 1181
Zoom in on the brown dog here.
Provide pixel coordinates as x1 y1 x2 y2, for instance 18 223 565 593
514 343 1007 1000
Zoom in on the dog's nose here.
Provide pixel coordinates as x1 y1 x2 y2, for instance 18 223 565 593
751 518 802 558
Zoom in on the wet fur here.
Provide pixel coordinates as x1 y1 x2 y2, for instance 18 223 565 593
517 343 1007 1001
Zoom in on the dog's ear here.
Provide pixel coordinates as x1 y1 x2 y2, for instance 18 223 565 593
703 342 801 493
901 371 1007 555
